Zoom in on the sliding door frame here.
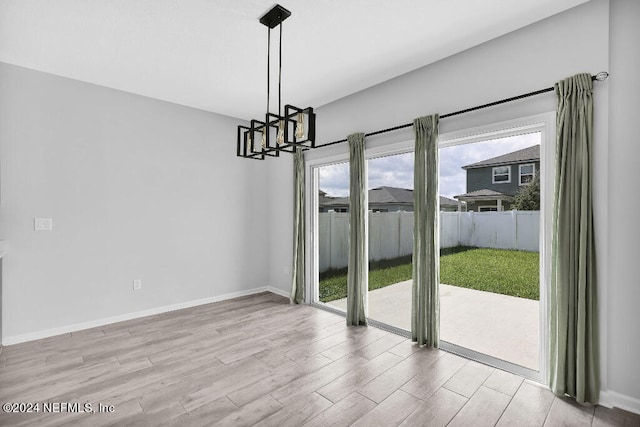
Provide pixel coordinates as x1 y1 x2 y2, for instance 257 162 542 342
437 112 555 384
305 151 349 311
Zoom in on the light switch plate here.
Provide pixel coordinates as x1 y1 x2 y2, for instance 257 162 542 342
34 218 53 231
133 280 142 290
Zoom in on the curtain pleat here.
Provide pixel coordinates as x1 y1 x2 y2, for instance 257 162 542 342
550 73 599 404
346 132 367 326
290 147 305 304
412 115 440 347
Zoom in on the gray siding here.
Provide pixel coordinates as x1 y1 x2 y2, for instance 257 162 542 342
466 161 539 196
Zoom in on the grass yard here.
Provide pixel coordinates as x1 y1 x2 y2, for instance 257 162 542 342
318 246 539 303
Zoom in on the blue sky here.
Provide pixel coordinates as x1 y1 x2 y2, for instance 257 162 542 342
319 132 541 199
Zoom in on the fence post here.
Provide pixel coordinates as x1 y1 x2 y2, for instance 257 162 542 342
397 211 402 258
329 211 334 270
512 209 518 250
455 210 462 246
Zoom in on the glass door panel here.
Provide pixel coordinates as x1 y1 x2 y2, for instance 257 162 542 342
366 152 414 331
439 132 542 371
316 162 350 312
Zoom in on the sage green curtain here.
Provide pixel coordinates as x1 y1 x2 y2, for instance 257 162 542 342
290 147 305 304
550 73 599 404
412 115 440 347
346 132 367 326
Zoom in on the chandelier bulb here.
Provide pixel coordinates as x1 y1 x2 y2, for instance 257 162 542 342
277 121 285 146
247 134 253 152
295 112 305 139
261 128 267 148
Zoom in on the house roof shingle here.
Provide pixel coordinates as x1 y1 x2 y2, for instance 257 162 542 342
454 189 506 198
454 189 514 201
369 186 413 204
319 186 459 207
462 144 540 169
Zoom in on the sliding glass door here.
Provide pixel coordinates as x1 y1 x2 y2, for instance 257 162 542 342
438 132 542 373
309 113 552 381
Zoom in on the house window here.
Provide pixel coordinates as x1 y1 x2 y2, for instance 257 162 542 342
478 206 498 212
492 166 511 183
519 163 535 185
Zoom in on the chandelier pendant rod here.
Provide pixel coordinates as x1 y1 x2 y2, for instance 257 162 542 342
266 27 270 118
279 22 283 117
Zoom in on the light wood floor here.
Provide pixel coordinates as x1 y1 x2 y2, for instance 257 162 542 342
0 292 638 426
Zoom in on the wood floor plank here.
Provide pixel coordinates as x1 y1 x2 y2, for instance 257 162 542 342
400 387 468 427
592 405 640 427
448 385 512 427
283 329 352 361
1 357 123 401
358 346 444 403
303 392 377 427
387 340 427 358
320 327 387 361
214 394 282 426
249 325 342 368
116 400 186 427
496 380 555 427
226 359 305 407
353 333 406 361
137 359 228 412
179 356 271 412
271 354 369 406
543 396 594 427
252 348 299 368
442 360 494 398
316 351 403 403
254 392 333 427
400 352 468 400
351 389 422 427
168 396 238 426
215 314 344 365
483 367 525 397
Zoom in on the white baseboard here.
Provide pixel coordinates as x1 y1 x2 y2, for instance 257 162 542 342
266 285 291 299
2 286 291 346
599 389 640 415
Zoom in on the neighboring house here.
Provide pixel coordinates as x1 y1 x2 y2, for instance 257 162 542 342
455 145 540 212
319 186 460 212
318 190 339 210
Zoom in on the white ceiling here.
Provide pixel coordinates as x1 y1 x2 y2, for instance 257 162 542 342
0 0 589 119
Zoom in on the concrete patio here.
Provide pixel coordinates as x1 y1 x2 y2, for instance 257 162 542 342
327 280 539 370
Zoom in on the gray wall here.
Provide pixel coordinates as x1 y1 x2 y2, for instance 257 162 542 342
0 63 270 340
268 0 640 410
607 0 640 410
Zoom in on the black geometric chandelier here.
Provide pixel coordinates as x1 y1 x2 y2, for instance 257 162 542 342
237 4 316 160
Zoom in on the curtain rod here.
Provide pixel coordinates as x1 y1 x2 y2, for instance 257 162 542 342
313 71 609 150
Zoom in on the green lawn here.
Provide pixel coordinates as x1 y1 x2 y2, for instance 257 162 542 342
318 246 539 303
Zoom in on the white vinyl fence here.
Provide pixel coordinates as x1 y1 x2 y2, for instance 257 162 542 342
319 210 539 272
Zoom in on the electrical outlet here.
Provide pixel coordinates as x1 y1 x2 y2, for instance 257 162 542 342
133 279 142 290
34 218 53 231
283 265 290 275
